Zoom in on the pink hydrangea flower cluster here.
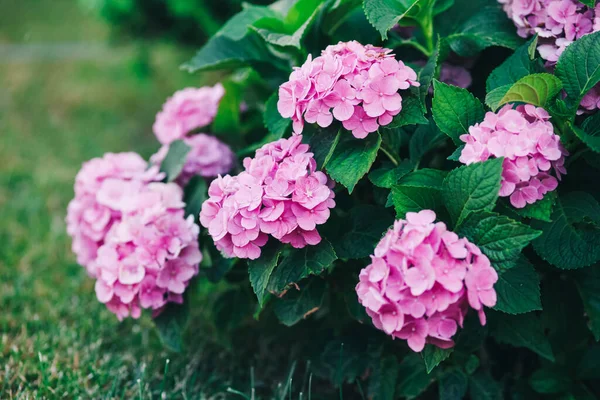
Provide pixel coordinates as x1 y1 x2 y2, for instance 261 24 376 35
459 104 567 208
66 152 164 272
499 0 599 63
66 152 202 320
151 133 235 185
94 182 201 320
499 0 600 111
153 83 225 144
277 41 420 139
356 210 498 352
200 136 335 260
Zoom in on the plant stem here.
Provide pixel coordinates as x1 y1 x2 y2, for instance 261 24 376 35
418 14 435 55
379 145 400 166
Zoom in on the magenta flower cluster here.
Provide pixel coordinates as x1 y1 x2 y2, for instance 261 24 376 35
151 133 236 185
153 83 225 144
356 210 498 352
459 104 567 208
499 0 600 111
277 41 420 139
66 152 202 320
200 136 335 260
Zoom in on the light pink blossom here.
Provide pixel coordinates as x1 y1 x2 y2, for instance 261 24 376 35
459 104 567 208
153 84 225 144
356 210 497 352
277 41 419 139
200 136 335 259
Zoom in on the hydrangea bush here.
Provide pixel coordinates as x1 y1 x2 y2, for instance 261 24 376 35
69 0 600 397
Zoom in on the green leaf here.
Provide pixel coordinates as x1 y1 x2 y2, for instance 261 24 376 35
391 169 447 219
200 242 236 283
396 354 433 399
576 344 600 379
582 111 600 137
529 368 572 394
486 37 542 92
264 92 290 138
457 211 542 270
368 355 400 400
433 0 455 15
273 278 327 326
248 243 282 307
511 191 556 222
447 145 464 161
154 301 189 352
555 31 600 110
319 339 367 385
183 176 208 221
442 158 503 226
439 369 468 400
251 0 324 49
409 120 445 162
490 312 555 361
218 4 278 40
569 122 600 154
330 205 394 259
417 44 439 105
391 186 444 218
532 192 600 269
485 84 511 111
445 6 523 57
363 0 428 40
469 372 502 400
212 79 242 137
496 73 563 109
493 258 542 314
326 132 382 193
434 0 492 36
323 0 363 36
387 88 428 128
432 80 485 145
421 345 453 374
398 168 447 187
303 126 341 169
267 239 337 294
368 160 414 188
574 267 600 341
182 32 286 73
159 140 191 182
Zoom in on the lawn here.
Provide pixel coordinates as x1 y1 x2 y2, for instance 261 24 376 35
0 2 260 398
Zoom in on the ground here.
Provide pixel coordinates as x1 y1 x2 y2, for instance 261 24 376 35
0 2 250 398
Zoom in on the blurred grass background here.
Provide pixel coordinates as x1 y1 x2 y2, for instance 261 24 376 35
0 1 253 397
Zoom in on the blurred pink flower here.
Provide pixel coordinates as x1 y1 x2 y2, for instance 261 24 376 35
153 84 225 144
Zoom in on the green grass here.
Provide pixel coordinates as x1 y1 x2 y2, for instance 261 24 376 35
0 3 363 398
0 2 247 397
